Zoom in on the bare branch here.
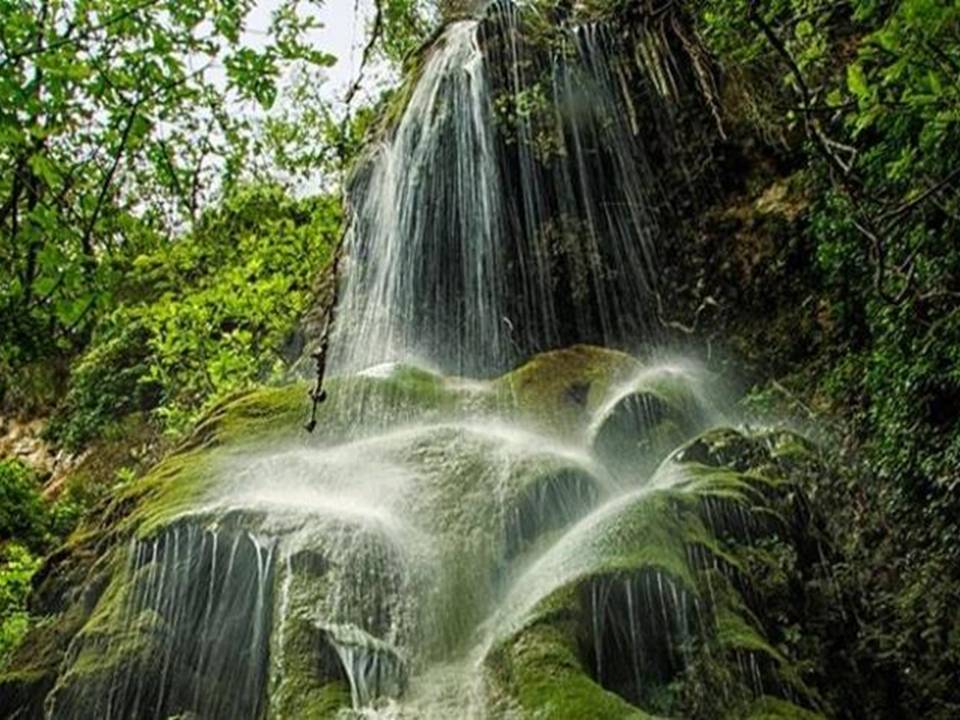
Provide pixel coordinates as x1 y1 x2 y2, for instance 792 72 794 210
878 167 960 231
343 0 385 110
655 291 719 335
305 218 353 431
79 105 140 265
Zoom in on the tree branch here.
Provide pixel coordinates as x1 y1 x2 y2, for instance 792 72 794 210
305 218 352 431
878 167 960 231
1 0 164 67
79 105 140 269
343 0 384 109
655 290 719 335
747 1 947 306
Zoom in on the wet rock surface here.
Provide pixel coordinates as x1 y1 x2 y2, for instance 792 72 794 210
0 346 848 719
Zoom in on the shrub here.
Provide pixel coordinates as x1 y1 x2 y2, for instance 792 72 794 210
47 184 341 446
0 460 48 551
0 543 41 669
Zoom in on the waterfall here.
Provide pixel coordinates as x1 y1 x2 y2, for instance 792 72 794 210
34 5 811 720
330 2 706 378
330 20 510 376
46 526 278 720
44 353 744 719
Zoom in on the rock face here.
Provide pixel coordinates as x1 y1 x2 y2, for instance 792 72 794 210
0 418 56 477
321 0 725 380
485 426 834 719
0 3 862 715
0 346 843 719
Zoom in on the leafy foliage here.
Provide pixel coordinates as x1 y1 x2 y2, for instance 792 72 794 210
0 459 48 550
0 459 64 667
0 0 957 713
0 542 41 670
0 456 84 545
382 0 433 63
48 183 341 446
0 0 337 403
695 1 960 716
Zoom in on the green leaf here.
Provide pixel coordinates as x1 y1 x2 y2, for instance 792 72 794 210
28 154 60 187
847 63 870 101
795 19 814 39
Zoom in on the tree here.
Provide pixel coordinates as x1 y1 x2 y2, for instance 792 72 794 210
0 0 336 389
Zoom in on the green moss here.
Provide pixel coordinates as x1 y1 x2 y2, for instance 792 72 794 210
484 491 705 714
496 345 641 438
486 423 832 718
29 356 589 692
490 616 660 720
82 383 308 536
60 610 162 681
0 605 88 719
345 363 479 418
590 493 699 587
39 550 164 713
4 348 843 718
378 57 424 133
303 681 352 718
268 615 351 720
179 382 309 450
735 695 825 720
672 462 766 501
715 608 783 661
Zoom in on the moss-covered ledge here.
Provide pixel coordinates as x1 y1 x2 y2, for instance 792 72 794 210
0 382 313 718
482 425 836 720
0 351 850 719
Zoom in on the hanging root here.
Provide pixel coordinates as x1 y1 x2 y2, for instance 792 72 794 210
305 222 350 432
305 345 330 433
670 12 727 140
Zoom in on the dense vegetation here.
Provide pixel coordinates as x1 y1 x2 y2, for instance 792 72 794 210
691 3 960 716
1 0 958 717
0 0 336 390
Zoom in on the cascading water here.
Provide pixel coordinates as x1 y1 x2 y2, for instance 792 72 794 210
330 20 510 376
31 5 826 720
330 1 714 378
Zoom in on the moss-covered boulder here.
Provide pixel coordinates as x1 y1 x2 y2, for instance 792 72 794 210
0 347 843 720
483 425 835 720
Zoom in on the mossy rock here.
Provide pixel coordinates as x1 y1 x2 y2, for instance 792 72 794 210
495 345 642 438
0 385 314 716
45 609 166 718
2 350 619 717
1 350 835 719
675 427 818 478
268 615 353 719
484 426 829 719
0 580 101 719
484 490 701 717
488 613 660 720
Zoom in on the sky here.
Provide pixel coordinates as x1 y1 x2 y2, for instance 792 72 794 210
180 0 397 196
245 0 388 110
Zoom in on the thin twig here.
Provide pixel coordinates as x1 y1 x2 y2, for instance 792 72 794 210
343 0 385 110
878 167 960 229
655 291 719 334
